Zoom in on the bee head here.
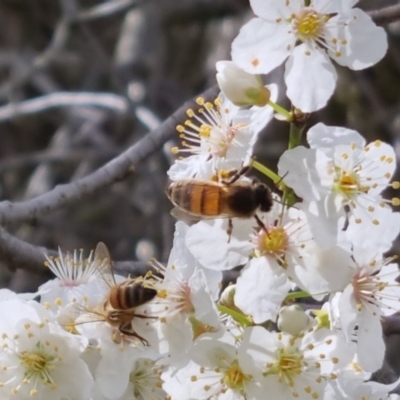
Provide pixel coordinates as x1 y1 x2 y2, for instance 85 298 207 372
254 182 273 212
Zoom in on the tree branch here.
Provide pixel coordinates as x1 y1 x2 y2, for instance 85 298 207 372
0 92 128 121
368 4 400 26
0 85 219 224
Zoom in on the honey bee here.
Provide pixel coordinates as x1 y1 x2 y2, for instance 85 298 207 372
166 166 273 236
73 242 158 342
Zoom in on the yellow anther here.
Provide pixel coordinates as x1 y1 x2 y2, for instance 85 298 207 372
392 198 400 206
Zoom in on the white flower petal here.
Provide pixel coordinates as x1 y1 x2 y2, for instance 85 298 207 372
186 219 253 271
232 18 294 74
235 258 290 323
307 123 365 150
357 306 385 372
249 0 301 20
285 44 337 112
329 8 387 70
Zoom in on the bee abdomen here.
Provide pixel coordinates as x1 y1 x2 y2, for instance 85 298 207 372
170 181 222 216
109 281 157 309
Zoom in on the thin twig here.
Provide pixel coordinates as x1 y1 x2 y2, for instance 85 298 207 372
0 85 219 224
76 0 138 22
0 92 129 121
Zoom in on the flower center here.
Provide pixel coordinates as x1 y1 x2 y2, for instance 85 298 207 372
223 360 249 390
172 97 244 159
19 346 57 388
351 267 388 310
129 359 161 398
266 346 304 384
293 9 326 42
256 227 288 257
333 168 369 201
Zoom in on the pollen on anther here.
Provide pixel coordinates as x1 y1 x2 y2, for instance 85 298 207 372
251 58 260 67
335 51 341 57
332 357 339 364
186 109 195 118
196 97 205 106
190 375 197 382
372 219 380 225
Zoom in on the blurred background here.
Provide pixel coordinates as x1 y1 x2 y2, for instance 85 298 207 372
0 0 398 292
0 0 400 387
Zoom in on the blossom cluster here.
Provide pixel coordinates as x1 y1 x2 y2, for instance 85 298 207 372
0 1 399 400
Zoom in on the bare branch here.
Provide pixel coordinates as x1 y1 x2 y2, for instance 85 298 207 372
368 4 400 26
0 227 156 277
0 228 54 273
0 92 129 121
76 0 138 22
0 85 219 224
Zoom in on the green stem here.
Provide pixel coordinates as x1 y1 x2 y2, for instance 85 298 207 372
281 122 305 207
251 160 281 184
285 291 310 301
217 304 253 327
267 100 292 121
288 122 304 149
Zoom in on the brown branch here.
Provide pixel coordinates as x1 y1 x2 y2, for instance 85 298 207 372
0 92 128 120
368 4 400 26
0 85 219 224
0 228 55 273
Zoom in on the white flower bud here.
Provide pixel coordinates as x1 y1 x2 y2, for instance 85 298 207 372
219 284 237 309
277 305 312 336
216 61 270 107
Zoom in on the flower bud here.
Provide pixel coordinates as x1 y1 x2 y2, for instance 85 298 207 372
277 305 312 336
216 61 270 107
219 284 237 309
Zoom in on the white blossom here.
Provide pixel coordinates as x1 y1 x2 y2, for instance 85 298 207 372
231 0 387 111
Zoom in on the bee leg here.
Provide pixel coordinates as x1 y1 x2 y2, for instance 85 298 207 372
255 214 269 236
133 313 158 320
221 165 251 185
119 324 149 345
227 218 233 243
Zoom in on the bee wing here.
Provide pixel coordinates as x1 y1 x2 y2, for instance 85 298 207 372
93 242 117 287
170 206 202 225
